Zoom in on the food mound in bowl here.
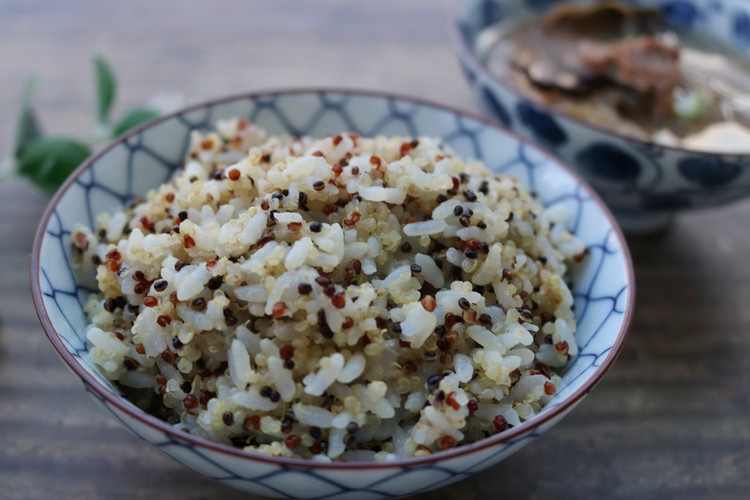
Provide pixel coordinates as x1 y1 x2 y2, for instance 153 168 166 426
73 119 585 461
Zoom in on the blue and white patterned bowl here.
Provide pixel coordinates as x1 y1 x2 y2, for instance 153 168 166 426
31 89 634 499
453 0 750 233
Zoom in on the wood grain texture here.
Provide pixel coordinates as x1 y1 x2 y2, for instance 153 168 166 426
1 1 749 499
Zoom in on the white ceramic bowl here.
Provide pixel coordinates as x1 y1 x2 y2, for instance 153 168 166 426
31 89 634 499
453 0 750 234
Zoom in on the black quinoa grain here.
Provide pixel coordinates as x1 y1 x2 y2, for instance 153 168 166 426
174 260 185 271
260 386 273 398
178 211 188 222
222 411 234 426
343 433 357 447
153 279 168 292
313 180 326 191
281 417 294 433
104 298 116 312
459 214 471 227
410 264 422 276
479 180 489 195
309 426 322 439
180 381 192 393
207 276 224 290
436 194 448 203
298 192 309 210
172 337 184 349
437 337 451 351
318 309 334 339
458 297 471 310
427 375 441 391
191 297 207 311
269 390 280 403
464 249 478 259
453 205 464 216
284 359 295 370
392 322 402 333
298 283 313 295
464 190 477 202
272 192 284 200
477 221 487 229
539 255 548 264
481 242 490 254
401 242 412 253
346 421 359 434
451 265 462 279
309 222 322 233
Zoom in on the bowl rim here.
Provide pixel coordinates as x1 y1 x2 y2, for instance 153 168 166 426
30 87 635 470
448 0 750 159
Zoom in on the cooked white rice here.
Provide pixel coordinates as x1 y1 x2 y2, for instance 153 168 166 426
73 119 585 461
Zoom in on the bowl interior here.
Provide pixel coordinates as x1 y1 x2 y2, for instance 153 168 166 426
33 89 633 462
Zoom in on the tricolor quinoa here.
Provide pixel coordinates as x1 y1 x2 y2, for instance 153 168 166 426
73 119 585 460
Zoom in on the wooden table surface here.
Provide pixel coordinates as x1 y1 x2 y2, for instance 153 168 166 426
1 1 749 498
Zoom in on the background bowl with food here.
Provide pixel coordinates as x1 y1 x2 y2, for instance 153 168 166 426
31 89 633 499
453 0 750 233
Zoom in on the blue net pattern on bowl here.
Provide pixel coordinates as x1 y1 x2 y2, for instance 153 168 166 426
36 90 631 499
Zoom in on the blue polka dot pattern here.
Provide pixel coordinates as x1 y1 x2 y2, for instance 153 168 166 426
678 156 742 186
661 1 699 29
517 102 568 149
733 10 750 46
576 143 641 182
32 90 633 499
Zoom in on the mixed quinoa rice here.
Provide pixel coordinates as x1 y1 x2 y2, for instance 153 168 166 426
73 119 585 461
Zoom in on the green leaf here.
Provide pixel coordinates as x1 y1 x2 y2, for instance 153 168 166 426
14 75 44 159
111 107 160 137
17 137 91 194
94 55 117 124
